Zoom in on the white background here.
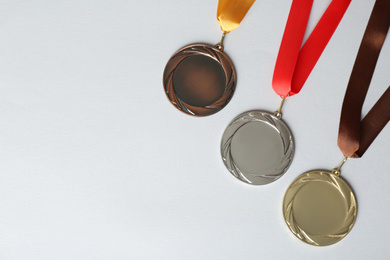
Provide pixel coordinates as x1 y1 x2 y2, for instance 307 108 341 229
0 0 389 259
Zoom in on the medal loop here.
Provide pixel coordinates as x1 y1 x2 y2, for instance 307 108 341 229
331 156 349 176
216 31 227 51
274 96 287 119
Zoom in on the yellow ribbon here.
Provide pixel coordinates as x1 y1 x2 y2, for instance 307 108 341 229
217 0 256 33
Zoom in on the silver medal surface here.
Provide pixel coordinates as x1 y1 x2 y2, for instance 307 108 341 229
221 111 294 185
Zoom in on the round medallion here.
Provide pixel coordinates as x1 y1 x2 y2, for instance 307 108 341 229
163 44 236 116
221 111 294 185
283 170 357 246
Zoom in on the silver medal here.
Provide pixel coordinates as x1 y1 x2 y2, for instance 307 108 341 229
221 111 294 185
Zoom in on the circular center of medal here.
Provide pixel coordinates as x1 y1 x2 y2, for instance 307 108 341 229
173 55 226 107
292 181 348 235
230 121 284 175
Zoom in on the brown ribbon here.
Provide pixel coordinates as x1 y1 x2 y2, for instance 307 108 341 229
338 0 390 158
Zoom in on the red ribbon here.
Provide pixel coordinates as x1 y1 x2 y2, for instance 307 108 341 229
272 0 351 97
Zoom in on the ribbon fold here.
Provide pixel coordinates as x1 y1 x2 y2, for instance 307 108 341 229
217 0 256 33
338 0 390 158
272 0 351 97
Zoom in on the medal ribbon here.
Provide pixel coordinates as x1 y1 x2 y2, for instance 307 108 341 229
272 0 351 97
217 0 256 33
338 0 390 158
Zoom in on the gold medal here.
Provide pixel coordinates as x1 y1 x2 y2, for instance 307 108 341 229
283 160 357 246
282 0 390 246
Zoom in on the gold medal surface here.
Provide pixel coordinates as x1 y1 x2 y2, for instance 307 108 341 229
283 170 357 246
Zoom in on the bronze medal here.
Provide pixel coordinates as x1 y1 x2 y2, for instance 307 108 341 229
163 0 256 116
163 44 235 116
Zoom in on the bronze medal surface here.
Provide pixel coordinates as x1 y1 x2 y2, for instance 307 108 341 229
163 44 236 116
283 170 357 246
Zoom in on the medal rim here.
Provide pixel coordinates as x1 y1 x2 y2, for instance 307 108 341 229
220 110 295 185
163 43 236 117
282 170 357 246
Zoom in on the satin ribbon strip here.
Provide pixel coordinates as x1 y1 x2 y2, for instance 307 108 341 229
217 0 256 33
272 0 351 97
338 0 390 158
